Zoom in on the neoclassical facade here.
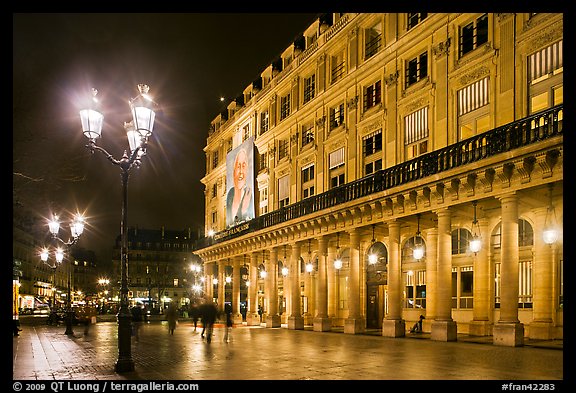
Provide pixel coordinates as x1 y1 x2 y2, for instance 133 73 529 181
196 13 563 346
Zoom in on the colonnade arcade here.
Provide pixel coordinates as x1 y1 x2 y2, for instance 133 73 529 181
197 179 563 347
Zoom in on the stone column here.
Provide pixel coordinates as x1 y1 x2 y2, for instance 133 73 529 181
217 260 226 314
345 228 365 334
247 252 260 326
529 207 555 339
288 241 304 329
431 208 457 341
314 235 332 331
327 240 337 319
493 193 524 346
232 257 242 324
205 262 214 301
469 217 493 336
425 228 438 323
266 247 281 327
382 220 405 337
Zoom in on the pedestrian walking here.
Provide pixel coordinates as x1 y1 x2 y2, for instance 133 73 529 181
131 303 144 341
166 303 179 335
223 304 233 343
190 303 200 332
200 300 218 343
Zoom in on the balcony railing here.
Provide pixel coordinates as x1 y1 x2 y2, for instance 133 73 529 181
198 104 562 248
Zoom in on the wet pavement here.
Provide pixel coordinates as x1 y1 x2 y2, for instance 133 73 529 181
12 319 564 384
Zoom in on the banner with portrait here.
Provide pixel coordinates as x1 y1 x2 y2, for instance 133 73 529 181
226 137 255 227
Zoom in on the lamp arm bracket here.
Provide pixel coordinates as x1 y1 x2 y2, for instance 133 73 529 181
86 143 122 166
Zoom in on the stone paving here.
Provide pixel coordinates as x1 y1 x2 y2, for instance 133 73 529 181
12 319 564 383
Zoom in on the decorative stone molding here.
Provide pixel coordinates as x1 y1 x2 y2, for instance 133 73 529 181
347 95 359 110
448 178 461 201
361 118 383 135
540 149 560 178
394 194 405 214
433 37 451 59
481 168 495 193
290 133 299 144
419 187 431 208
496 13 514 23
433 183 445 204
458 65 491 87
497 162 515 188
315 116 326 129
408 190 418 211
405 97 428 114
518 156 536 184
526 22 563 53
463 173 477 197
384 198 394 216
384 70 399 86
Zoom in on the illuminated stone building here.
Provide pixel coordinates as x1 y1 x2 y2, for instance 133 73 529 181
196 13 563 346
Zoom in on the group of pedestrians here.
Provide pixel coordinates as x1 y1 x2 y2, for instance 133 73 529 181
130 298 233 344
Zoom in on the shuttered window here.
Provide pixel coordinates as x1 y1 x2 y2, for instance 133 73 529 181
329 147 345 169
528 40 563 82
404 107 428 145
458 77 489 116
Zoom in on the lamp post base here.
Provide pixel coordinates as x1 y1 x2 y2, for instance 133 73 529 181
65 311 74 335
115 358 135 373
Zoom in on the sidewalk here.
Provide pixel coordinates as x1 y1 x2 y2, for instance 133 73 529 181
12 319 564 381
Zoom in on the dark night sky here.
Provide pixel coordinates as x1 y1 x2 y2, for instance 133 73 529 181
13 13 320 264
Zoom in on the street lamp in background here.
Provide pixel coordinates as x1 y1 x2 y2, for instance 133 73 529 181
41 213 85 335
78 84 159 373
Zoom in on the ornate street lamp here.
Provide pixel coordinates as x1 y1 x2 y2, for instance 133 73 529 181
78 84 159 373
469 201 482 254
412 214 425 261
42 213 85 335
368 224 378 265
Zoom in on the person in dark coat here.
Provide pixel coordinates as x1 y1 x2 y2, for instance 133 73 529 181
190 303 200 332
223 304 233 342
200 301 218 343
131 303 144 341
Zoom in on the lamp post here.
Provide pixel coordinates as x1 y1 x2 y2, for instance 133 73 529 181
78 84 159 373
41 213 85 335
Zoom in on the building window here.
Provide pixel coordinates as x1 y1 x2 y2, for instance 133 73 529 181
329 147 345 188
331 49 346 84
301 122 315 147
363 130 382 175
528 40 563 114
211 183 217 199
212 150 219 170
458 77 490 140
301 164 315 199
258 152 268 172
407 13 427 30
451 228 473 255
404 106 429 159
211 211 217 225
280 93 291 121
365 23 382 59
227 138 233 153
404 270 426 309
278 175 290 208
459 14 488 57
405 51 428 88
278 139 289 160
329 103 345 131
243 124 250 141
303 74 315 104
260 111 269 135
363 80 381 112
259 187 268 215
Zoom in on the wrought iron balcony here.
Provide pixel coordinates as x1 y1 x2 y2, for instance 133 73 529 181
198 104 562 248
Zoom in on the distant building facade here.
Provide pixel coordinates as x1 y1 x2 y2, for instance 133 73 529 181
112 226 201 311
196 13 562 345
